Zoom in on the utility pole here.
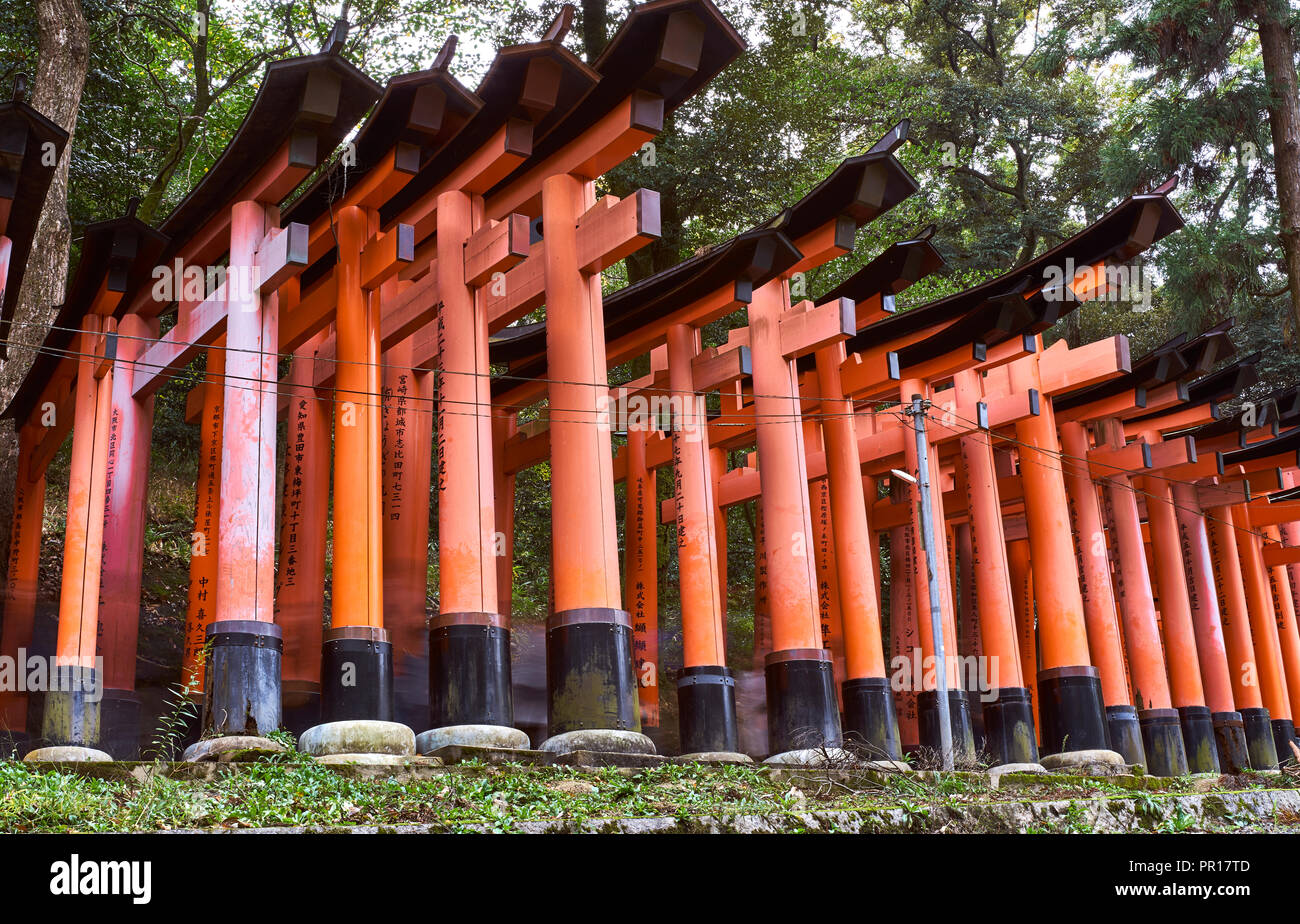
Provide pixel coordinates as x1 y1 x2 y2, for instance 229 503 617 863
906 394 953 770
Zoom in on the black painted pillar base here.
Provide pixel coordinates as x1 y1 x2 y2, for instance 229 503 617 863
677 665 739 754
841 676 901 760
965 689 987 752
917 689 976 762
546 608 640 736
321 625 393 723
99 689 141 760
1240 707 1279 770
1177 705 1220 774
429 613 513 728
1105 704 1146 768
281 682 321 738
1036 665 1108 754
1211 711 1250 774
764 649 841 754
982 687 1038 765
202 620 282 737
1139 708 1189 776
40 665 103 751
1271 718 1298 767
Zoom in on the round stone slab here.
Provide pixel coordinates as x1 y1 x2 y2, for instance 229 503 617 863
1040 749 1127 771
23 746 112 763
416 724 531 754
182 736 285 762
763 747 855 766
299 720 415 757
314 753 412 766
989 762 1048 775
676 751 754 763
538 729 656 755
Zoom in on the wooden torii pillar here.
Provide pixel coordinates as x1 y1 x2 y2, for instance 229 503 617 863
1057 415 1142 764
274 336 330 734
95 310 160 758
382 334 435 732
746 276 846 755
663 322 738 755
1 211 165 759
127 48 381 741
1051 328 1246 767
1190 416 1300 763
623 420 660 732
0 423 47 748
952 368 1038 765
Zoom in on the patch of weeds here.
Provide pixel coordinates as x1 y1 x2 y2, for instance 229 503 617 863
1158 802 1197 833
1060 800 1095 834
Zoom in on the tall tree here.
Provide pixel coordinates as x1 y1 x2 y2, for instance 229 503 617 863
1255 0 1300 336
0 0 90 583
1066 0 1300 388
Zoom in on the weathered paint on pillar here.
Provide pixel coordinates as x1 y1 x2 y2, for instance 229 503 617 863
816 341 888 681
215 200 279 624
752 506 772 669
806 437 845 684
0 424 47 732
1100 467 1173 711
1142 471 1207 709
492 409 516 624
97 314 158 693
275 345 330 699
1233 506 1291 720
383 335 434 661
667 323 726 669
1206 505 1264 710
748 279 820 653
1058 420 1129 706
624 422 659 727
1172 484 1236 714
1263 524 1300 722
1007 357 1091 671
182 349 224 690
1007 538 1038 729
709 447 728 632
954 524 980 661
889 517 920 746
435 189 499 616
55 316 114 668
953 370 1022 692
543 173 622 612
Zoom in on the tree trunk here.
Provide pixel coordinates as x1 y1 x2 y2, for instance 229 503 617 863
1257 0 1300 334
582 0 609 61
0 0 90 600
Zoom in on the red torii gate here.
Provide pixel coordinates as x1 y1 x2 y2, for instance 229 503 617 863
0 79 67 751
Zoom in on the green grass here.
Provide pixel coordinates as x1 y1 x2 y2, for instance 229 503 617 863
4 754 1294 834
0 758 898 833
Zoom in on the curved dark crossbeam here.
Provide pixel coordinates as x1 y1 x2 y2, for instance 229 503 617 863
156 49 381 271
1126 351 1260 434
284 35 483 289
378 19 601 238
843 181 1184 363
